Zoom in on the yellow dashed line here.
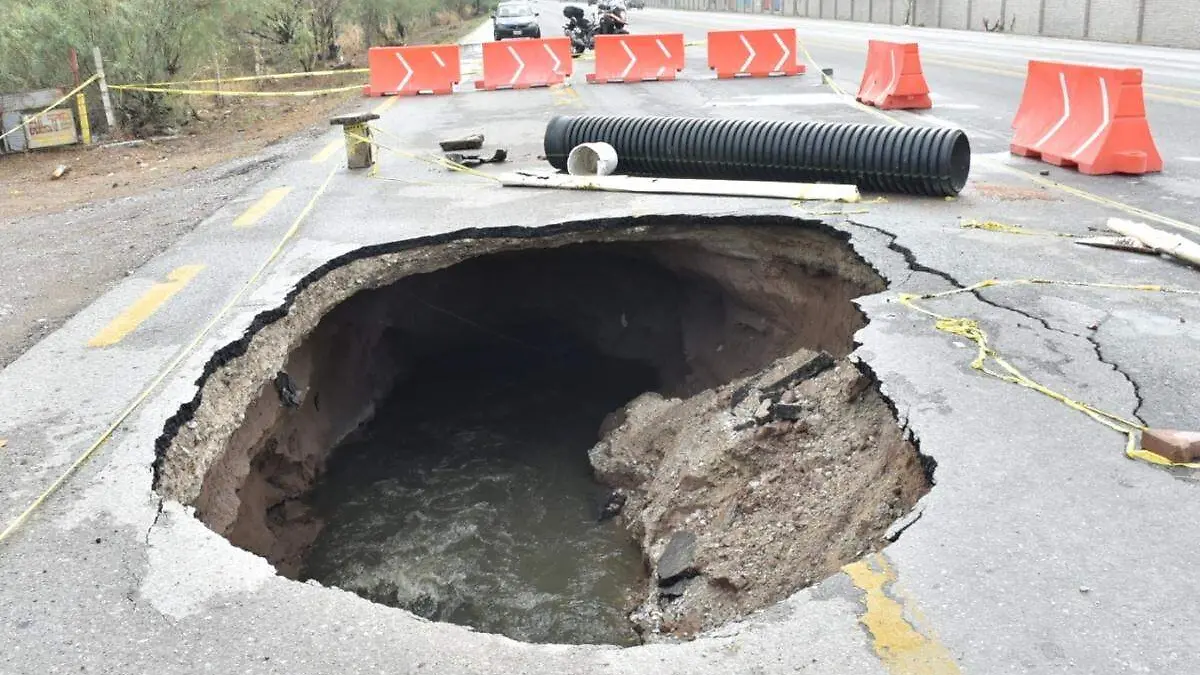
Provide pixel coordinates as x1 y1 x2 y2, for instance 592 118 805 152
372 96 399 115
310 139 341 164
844 555 962 675
232 187 292 228
88 265 206 348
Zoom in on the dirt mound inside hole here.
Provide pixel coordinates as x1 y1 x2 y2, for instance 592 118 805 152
592 350 931 640
154 218 933 645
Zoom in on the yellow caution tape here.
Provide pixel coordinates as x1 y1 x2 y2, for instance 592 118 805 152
137 67 369 88
108 83 364 97
0 74 100 144
961 219 1076 238
361 126 502 182
899 278 1200 469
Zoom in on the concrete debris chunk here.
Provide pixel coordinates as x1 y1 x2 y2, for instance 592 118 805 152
657 531 698 585
1140 428 1200 464
770 402 806 421
1107 217 1200 268
51 164 71 180
445 149 508 167
438 134 484 151
754 398 773 420
740 350 836 403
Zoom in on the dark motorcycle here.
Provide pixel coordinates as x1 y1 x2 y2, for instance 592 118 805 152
595 2 629 35
563 5 595 56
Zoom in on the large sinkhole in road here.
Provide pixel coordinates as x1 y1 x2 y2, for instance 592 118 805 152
156 220 933 646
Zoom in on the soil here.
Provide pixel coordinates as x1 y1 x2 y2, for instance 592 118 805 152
591 350 932 641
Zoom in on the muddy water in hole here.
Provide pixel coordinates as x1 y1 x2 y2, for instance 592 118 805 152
301 340 653 646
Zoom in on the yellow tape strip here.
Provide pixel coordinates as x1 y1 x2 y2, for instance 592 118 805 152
898 278 1200 469
795 39 903 127
960 219 1076 238
0 74 100 144
362 126 502 182
136 67 369 88
108 83 363 97
0 163 341 547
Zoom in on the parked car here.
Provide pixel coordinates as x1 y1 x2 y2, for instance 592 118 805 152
493 3 541 40
627 0 645 8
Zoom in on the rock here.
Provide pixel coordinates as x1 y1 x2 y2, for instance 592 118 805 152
1140 428 1200 463
274 371 304 408
771 402 806 421
658 577 691 599
597 490 626 522
657 531 698 585
51 164 70 180
781 389 797 404
754 398 773 421
842 370 872 402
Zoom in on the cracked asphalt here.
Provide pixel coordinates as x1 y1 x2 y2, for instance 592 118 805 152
2 4 1199 674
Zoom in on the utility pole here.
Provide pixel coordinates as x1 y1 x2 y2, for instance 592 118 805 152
91 47 117 130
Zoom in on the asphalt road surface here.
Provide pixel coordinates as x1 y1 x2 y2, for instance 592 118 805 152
2 4 1199 674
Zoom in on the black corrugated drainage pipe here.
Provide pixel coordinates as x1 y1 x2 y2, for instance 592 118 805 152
544 115 972 197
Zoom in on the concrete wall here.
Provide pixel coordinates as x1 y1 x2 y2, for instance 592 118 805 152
1141 0 1200 48
651 0 1200 49
1041 0 1086 39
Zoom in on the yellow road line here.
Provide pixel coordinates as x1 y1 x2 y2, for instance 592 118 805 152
551 83 582 107
0 165 339 546
844 555 961 675
372 96 399 115
88 265 206 348
311 139 341 164
232 187 292 228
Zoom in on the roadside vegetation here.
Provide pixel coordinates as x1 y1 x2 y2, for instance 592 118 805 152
0 0 490 133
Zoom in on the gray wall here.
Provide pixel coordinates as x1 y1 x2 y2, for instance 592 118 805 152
648 0 1200 49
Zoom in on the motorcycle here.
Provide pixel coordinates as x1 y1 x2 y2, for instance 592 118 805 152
595 2 629 35
562 5 595 56
563 2 628 56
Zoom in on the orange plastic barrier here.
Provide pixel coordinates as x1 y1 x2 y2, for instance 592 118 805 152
366 44 461 97
855 40 931 110
707 28 804 79
1010 60 1162 175
475 37 573 90
586 33 685 84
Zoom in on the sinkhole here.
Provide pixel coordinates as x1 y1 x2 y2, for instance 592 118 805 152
155 218 934 646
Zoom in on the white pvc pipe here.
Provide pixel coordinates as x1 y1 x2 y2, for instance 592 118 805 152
566 142 619 176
